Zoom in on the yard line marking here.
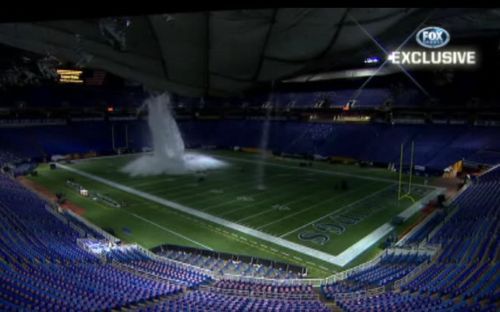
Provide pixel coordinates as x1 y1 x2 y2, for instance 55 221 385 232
199 178 305 213
130 176 190 188
128 212 213 250
213 154 435 188
138 162 304 203
163 172 299 206
138 171 240 193
215 181 315 217
235 181 364 223
242 180 376 222
56 163 349 266
278 184 396 238
137 160 310 198
256 181 381 230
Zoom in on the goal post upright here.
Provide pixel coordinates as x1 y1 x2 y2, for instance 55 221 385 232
398 141 416 203
111 124 115 151
398 142 404 201
111 123 128 153
408 140 414 194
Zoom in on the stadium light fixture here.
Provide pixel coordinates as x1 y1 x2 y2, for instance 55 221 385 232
347 11 435 99
364 57 381 64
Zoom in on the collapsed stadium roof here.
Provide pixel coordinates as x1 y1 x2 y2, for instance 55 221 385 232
0 8 498 97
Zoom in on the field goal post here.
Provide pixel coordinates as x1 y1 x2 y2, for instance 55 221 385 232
111 123 129 154
398 141 416 203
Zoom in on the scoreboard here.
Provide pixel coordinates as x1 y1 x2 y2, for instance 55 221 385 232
57 69 107 86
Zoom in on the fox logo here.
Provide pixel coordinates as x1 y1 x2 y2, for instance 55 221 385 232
416 27 450 49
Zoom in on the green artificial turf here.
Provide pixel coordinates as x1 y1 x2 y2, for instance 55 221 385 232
28 150 434 278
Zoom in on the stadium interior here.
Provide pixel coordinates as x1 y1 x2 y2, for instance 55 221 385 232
0 7 498 312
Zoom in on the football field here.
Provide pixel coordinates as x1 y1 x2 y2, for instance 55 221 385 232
27 150 441 278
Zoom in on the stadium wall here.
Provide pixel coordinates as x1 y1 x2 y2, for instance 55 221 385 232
1 119 500 173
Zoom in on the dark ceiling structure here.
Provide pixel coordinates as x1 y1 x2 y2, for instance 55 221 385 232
0 8 498 97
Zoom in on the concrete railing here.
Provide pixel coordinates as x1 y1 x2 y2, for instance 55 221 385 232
116 261 196 286
393 261 431 289
76 238 107 263
396 210 440 247
65 209 119 242
326 285 386 301
198 285 320 300
215 273 324 287
208 248 391 287
393 242 442 290
134 244 213 277
321 244 440 288
323 250 387 285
